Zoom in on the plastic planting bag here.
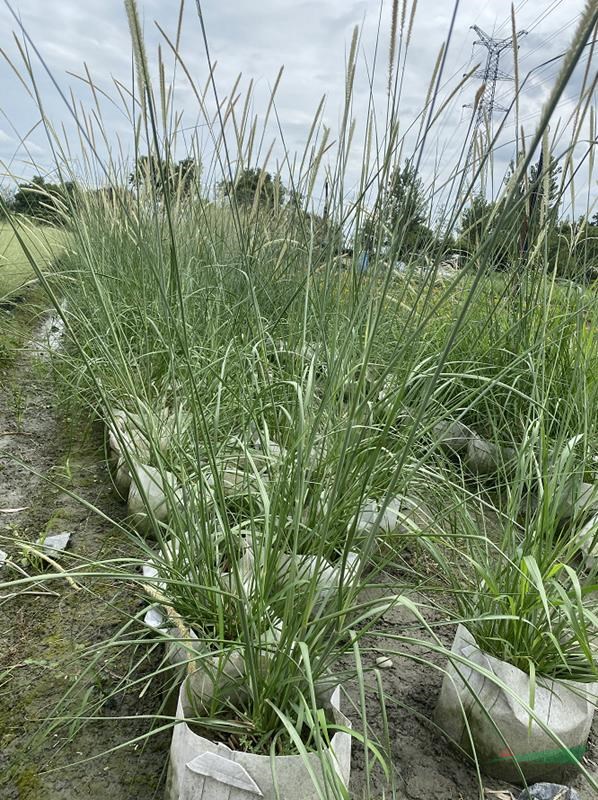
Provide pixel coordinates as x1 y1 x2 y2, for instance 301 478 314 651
556 481 598 522
143 607 205 668
275 551 360 604
353 496 432 537
463 436 516 476
435 625 597 784
143 545 262 668
464 436 504 475
576 513 598 568
127 463 182 532
108 409 150 461
432 419 474 455
354 498 403 534
166 678 351 800
108 406 181 459
114 455 132 496
205 465 265 497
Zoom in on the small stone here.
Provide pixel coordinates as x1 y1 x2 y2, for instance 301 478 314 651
39 532 71 555
0 549 7 567
518 784 581 800
376 656 393 669
144 607 165 629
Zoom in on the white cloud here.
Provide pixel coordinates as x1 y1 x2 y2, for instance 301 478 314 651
0 0 592 213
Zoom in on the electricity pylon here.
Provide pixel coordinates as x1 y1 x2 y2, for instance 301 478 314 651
464 26 527 188
470 27 526 123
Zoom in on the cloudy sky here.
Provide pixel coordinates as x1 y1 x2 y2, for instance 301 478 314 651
0 0 595 217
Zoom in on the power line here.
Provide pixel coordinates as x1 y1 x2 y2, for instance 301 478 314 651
494 0 532 35
524 0 567 34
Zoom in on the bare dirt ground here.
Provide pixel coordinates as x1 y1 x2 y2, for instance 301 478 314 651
0 309 168 799
1 307 598 800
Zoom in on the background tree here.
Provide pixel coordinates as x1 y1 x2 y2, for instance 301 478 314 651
0 185 13 219
129 154 201 198
10 175 75 224
459 195 495 252
501 153 562 259
457 194 513 269
172 158 200 197
218 167 287 208
362 160 434 261
547 215 598 282
456 155 564 271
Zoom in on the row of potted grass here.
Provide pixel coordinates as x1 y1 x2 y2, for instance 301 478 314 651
4 0 597 789
15 195 595 792
100 340 598 794
102 390 384 798
11 199 594 793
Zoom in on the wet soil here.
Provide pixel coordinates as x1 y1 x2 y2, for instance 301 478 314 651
1 308 598 800
0 310 168 799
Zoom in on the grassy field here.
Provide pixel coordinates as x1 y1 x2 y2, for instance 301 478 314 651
0 221 66 367
0 221 64 300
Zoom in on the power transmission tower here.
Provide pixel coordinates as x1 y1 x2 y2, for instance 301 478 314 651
470 27 524 123
464 26 527 185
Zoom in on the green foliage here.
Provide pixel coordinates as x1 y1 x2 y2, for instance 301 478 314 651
386 161 428 229
458 194 509 268
0 186 13 219
456 155 566 271
219 167 288 208
129 154 201 198
362 160 434 260
449 430 598 681
9 176 75 224
546 217 598 282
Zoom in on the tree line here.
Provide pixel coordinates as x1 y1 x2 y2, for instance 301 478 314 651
1 155 596 281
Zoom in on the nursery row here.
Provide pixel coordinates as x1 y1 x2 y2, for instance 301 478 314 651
3 1 598 794
12 182 592 797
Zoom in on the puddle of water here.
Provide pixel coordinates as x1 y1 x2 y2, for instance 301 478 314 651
28 303 67 358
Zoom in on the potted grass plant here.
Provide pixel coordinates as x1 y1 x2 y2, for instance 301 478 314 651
435 465 598 785
166 674 351 800
134 451 368 800
118 341 398 799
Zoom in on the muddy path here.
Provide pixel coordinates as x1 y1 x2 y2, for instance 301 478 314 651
0 310 167 799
